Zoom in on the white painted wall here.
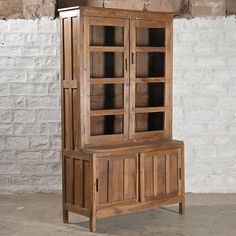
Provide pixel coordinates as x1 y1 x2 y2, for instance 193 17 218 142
0 17 236 193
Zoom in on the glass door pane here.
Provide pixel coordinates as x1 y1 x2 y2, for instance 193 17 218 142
130 20 169 139
86 17 129 142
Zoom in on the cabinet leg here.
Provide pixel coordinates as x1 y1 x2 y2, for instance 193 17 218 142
179 198 185 215
63 209 69 223
89 215 96 232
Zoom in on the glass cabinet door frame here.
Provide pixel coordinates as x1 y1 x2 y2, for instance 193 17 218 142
83 16 130 145
129 19 173 141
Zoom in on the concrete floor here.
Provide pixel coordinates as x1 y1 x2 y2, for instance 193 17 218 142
0 193 236 236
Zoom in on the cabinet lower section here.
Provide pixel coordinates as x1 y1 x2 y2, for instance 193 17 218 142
62 140 185 232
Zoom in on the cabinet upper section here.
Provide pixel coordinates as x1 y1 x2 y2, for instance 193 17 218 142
59 7 174 149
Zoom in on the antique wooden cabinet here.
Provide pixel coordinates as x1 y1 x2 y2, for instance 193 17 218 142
59 6 185 232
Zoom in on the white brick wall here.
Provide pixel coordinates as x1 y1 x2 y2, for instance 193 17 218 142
0 18 61 193
173 16 236 193
0 16 236 193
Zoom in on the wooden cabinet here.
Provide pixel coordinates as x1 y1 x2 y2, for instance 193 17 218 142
59 6 185 232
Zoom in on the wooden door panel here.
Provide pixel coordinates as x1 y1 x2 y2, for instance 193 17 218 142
144 156 154 197
97 155 138 205
142 149 180 200
108 159 124 202
124 158 138 200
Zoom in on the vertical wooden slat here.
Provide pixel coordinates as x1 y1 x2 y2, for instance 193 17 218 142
72 89 79 150
108 159 124 202
64 18 73 81
65 157 72 203
123 19 130 141
124 158 137 200
89 154 97 232
83 161 91 208
139 154 145 203
98 160 108 204
144 155 154 197
129 19 136 140
153 155 158 196
64 89 72 149
165 154 170 194
73 159 81 206
169 153 178 193
156 155 166 196
165 21 173 138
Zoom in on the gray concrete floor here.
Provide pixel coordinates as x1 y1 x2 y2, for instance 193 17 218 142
0 193 236 236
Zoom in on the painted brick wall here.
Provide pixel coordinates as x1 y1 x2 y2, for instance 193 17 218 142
0 18 61 192
0 16 236 193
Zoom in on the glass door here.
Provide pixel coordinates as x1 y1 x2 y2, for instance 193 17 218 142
84 17 130 144
129 20 172 140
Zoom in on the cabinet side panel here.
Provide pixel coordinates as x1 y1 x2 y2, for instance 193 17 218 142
61 12 81 151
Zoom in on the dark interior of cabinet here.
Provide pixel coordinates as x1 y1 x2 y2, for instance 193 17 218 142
90 26 166 136
135 83 165 107
91 115 124 136
90 26 124 136
135 112 165 132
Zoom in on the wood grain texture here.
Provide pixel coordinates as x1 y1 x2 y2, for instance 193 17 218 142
59 7 184 233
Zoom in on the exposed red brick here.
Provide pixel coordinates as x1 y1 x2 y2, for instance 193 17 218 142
23 0 55 19
190 0 226 17
61 0 186 13
0 0 23 19
227 0 236 15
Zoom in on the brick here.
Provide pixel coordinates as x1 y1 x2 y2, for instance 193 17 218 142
20 163 51 175
35 109 60 122
14 57 34 68
0 151 16 162
9 19 38 32
16 151 42 162
13 96 26 108
11 83 48 95
0 109 12 124
73 0 185 13
14 110 34 123
27 70 59 82
0 0 23 20
40 123 61 135
4 33 24 45
0 97 13 108
23 0 56 19
0 46 21 56
12 123 40 135
226 0 236 15
51 162 61 175
190 0 226 17
34 56 59 69
6 136 28 150
0 70 26 83
29 136 49 149
0 57 14 68
42 150 60 162
26 95 58 108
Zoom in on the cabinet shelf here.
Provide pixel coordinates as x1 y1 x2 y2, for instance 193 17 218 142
135 107 165 113
90 78 126 84
90 109 125 117
89 46 125 52
135 47 166 52
135 77 166 83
